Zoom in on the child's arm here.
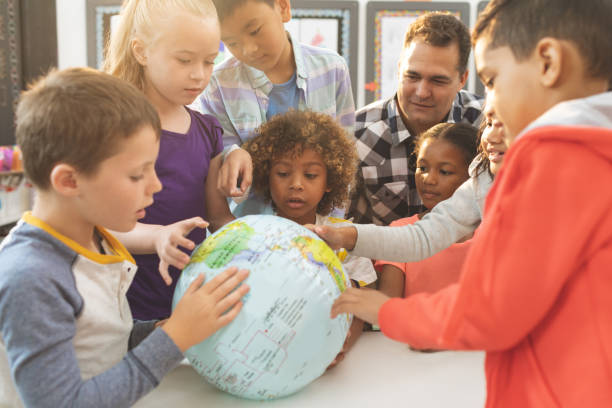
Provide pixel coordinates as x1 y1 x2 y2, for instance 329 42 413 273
112 218 208 285
331 287 390 325
205 154 237 233
0 264 248 406
215 146 253 198
199 77 240 148
377 264 405 298
334 60 356 138
336 136 612 351
313 173 491 262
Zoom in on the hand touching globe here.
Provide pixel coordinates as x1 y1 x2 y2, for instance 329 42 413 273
172 215 352 400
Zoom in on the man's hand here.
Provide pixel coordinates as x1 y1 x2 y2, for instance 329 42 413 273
330 288 390 325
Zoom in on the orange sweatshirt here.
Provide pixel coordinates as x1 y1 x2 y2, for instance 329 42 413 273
378 93 612 407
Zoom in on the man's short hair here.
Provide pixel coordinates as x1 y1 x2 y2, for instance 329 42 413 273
16 67 161 190
473 0 612 81
212 0 274 22
403 12 471 75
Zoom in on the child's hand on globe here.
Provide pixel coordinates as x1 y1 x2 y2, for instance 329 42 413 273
162 267 250 352
330 288 389 325
304 224 358 251
155 217 209 285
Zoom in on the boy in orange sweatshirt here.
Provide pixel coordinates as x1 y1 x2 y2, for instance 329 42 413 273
324 0 612 406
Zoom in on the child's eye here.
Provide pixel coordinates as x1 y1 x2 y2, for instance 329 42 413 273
177 58 190 64
440 169 453 176
485 77 495 88
305 173 318 179
250 27 262 36
130 175 144 182
276 171 289 178
417 166 427 172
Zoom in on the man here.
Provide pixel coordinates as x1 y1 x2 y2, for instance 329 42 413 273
348 12 483 226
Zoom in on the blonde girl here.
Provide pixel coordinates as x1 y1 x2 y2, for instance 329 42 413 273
105 0 251 320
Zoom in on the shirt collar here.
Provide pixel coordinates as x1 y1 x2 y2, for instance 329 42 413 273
243 31 305 93
384 95 412 146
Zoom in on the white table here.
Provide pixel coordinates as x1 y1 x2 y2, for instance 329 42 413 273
134 332 486 407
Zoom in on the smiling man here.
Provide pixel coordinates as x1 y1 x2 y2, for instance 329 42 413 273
348 12 483 226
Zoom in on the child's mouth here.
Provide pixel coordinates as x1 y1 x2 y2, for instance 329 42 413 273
488 151 505 163
287 198 305 209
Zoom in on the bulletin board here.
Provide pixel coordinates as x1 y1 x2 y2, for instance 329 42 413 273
86 0 121 69
0 0 22 146
474 1 490 97
364 1 470 105
287 0 359 96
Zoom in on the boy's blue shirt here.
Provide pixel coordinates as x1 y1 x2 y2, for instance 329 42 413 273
0 215 183 407
199 32 355 148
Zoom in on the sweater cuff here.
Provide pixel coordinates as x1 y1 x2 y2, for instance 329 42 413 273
130 328 184 383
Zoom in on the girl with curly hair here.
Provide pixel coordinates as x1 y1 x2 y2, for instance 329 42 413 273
206 110 377 366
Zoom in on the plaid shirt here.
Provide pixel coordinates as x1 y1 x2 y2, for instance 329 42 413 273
198 33 355 148
347 91 484 225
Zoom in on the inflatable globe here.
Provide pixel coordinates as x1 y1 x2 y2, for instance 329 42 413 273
172 215 352 400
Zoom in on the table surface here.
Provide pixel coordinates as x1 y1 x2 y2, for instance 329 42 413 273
134 332 486 407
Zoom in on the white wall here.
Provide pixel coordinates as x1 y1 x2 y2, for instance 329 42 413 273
56 0 484 108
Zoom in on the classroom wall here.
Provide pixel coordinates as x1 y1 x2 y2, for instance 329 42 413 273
56 0 484 108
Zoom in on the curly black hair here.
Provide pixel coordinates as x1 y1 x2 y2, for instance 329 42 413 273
243 110 358 215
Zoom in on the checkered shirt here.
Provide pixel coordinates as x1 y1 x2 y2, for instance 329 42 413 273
347 91 484 225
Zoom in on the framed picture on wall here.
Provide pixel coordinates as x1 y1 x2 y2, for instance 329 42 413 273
364 1 470 105
86 0 359 96
0 0 22 146
474 1 490 97
86 0 121 69
286 0 359 96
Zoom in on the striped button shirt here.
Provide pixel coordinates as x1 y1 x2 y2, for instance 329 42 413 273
347 92 484 226
199 33 355 148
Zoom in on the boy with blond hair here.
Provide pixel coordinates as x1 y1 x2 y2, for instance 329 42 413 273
326 0 612 406
0 68 249 406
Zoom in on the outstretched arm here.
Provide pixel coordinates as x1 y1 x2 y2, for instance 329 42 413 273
112 218 208 285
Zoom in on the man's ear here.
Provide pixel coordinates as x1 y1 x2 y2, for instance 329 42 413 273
49 163 80 197
131 38 148 66
458 69 469 89
276 0 292 23
535 37 563 88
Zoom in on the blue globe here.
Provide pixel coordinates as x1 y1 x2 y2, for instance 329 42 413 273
172 215 352 400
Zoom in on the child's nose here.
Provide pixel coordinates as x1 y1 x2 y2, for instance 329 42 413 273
149 172 162 195
289 175 304 190
242 40 259 57
423 171 438 185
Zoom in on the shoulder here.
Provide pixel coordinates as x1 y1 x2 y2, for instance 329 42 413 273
187 108 223 137
452 90 484 124
299 43 346 65
355 98 389 127
210 57 249 85
389 215 419 227
0 223 81 312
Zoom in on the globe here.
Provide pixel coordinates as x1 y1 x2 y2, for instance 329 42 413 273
172 214 352 400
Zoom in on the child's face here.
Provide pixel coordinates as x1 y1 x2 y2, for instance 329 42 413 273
482 101 509 175
75 126 162 232
219 0 291 75
475 38 543 143
415 138 470 210
269 148 330 225
137 12 220 108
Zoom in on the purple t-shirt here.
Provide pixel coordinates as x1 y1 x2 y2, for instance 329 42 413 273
127 108 223 320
